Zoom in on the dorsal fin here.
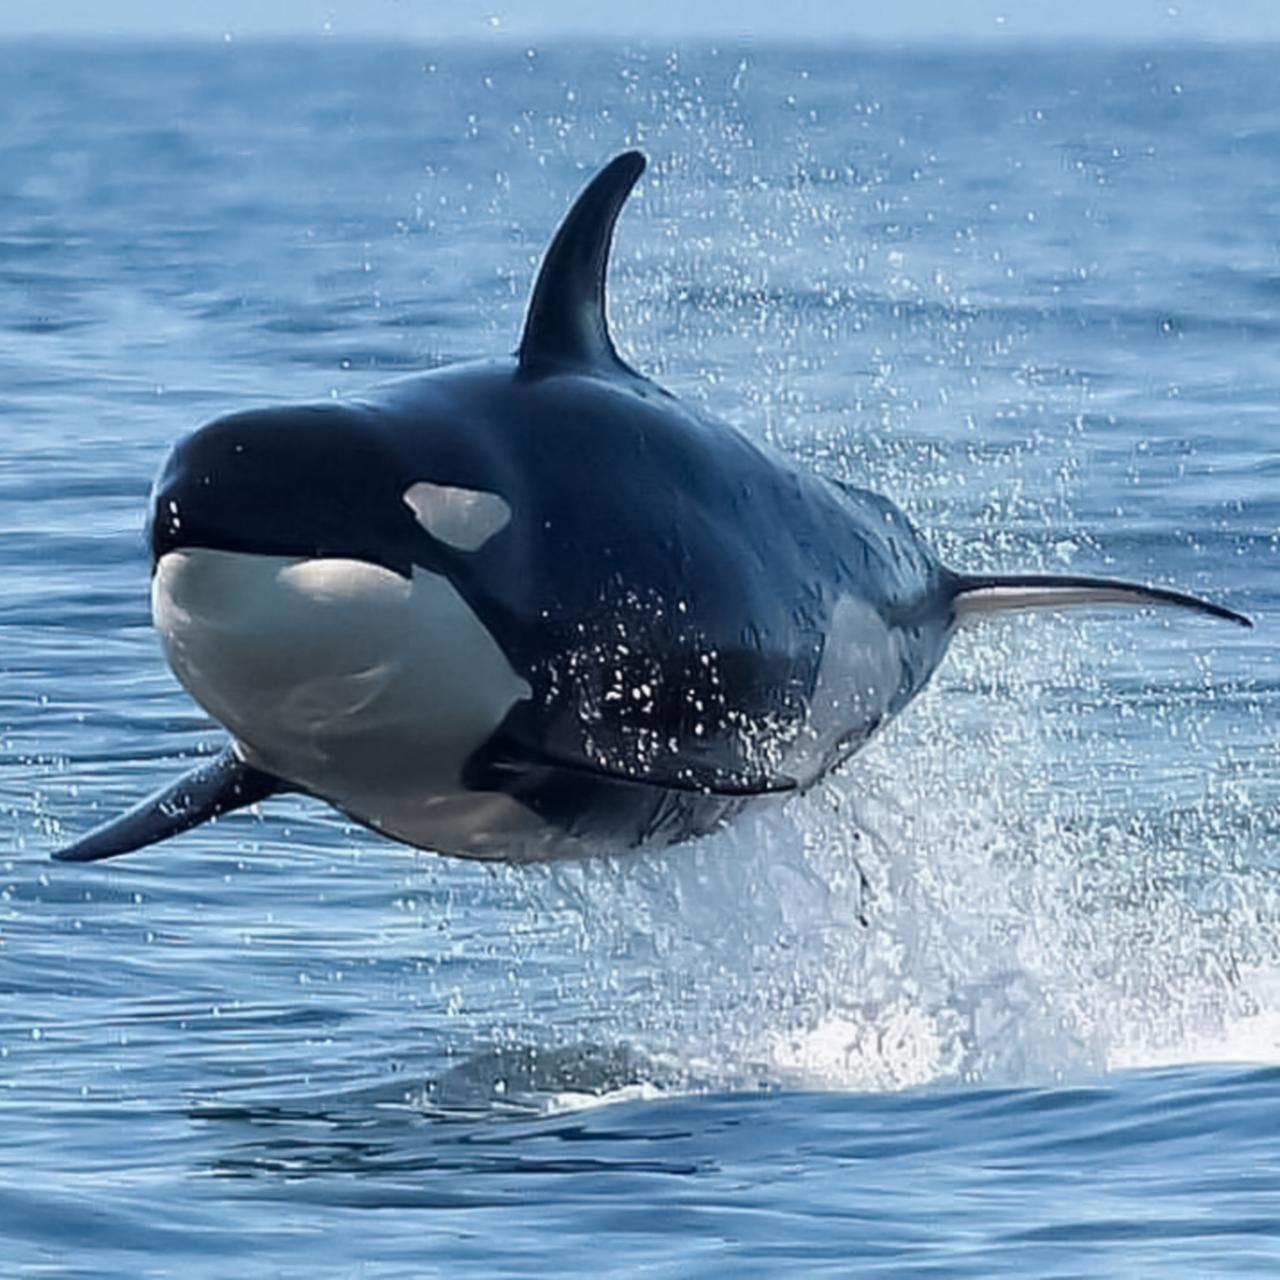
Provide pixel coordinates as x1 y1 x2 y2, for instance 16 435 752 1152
517 150 646 375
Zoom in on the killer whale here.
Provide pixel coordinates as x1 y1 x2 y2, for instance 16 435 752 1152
53 151 1249 865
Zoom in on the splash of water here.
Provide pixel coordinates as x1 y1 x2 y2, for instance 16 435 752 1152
480 604 1277 1105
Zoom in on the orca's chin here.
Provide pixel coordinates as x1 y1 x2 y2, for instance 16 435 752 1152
150 547 543 856
150 550 422 756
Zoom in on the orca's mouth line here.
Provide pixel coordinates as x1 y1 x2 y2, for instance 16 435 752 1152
151 542 416 582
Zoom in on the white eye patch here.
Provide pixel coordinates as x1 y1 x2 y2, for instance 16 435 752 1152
403 481 512 552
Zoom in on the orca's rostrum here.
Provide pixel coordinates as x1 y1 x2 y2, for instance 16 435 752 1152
53 152 1249 865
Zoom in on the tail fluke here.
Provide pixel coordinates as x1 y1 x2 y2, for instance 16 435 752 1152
52 744 285 863
950 572 1251 628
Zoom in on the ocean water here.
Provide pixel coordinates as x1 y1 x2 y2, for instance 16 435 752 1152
1 37 1278 1276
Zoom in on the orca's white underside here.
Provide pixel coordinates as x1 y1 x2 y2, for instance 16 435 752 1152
152 548 559 859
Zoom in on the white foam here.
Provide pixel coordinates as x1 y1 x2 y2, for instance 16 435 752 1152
765 1006 943 1092
543 1081 672 1115
1107 964 1280 1072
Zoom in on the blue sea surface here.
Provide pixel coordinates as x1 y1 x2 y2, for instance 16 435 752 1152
1 38 1278 1276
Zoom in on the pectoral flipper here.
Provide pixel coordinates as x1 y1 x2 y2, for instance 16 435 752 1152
52 744 285 863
